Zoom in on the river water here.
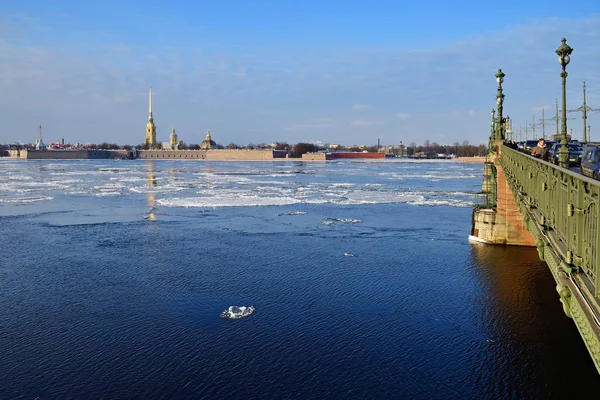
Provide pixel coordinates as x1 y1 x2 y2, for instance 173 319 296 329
0 159 598 399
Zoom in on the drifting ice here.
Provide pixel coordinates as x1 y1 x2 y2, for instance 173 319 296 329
220 306 255 319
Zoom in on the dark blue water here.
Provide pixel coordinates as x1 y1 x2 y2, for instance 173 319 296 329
0 159 598 399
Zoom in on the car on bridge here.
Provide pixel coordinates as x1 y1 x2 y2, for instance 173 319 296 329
521 140 539 154
548 142 583 166
580 144 600 179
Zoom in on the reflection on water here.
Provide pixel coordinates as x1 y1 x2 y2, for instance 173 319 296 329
146 161 156 221
469 243 599 392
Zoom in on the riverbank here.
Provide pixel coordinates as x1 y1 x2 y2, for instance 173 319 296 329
456 156 487 163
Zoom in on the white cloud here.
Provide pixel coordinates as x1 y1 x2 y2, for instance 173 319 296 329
350 119 384 127
1 13 599 146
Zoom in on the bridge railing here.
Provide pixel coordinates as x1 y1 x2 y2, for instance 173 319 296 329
500 145 600 297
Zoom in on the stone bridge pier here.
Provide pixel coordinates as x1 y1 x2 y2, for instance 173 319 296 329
470 141 536 246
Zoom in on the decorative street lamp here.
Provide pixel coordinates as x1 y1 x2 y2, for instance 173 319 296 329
556 38 573 168
495 69 506 140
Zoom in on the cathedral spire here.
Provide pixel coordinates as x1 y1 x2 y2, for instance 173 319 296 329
145 84 157 148
149 85 153 119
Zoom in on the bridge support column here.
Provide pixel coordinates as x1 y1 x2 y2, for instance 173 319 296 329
470 142 536 246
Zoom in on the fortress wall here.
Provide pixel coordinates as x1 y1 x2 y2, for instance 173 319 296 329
301 153 327 161
22 150 89 159
19 150 114 159
105 150 130 159
138 149 277 160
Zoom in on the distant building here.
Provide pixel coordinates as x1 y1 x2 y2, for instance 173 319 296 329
200 130 217 150
169 128 178 150
35 125 46 150
35 137 46 151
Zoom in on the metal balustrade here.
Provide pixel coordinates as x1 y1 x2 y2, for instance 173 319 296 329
500 145 600 296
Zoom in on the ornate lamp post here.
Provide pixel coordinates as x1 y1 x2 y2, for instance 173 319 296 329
495 69 506 141
556 38 573 168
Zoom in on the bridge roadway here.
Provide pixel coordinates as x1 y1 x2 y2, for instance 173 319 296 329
472 142 600 374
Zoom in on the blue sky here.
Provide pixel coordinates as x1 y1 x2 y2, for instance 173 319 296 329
1 0 599 147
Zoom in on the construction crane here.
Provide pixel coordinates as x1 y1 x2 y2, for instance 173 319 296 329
567 81 600 142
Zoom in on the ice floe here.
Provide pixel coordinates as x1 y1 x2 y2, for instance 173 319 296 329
276 211 307 216
220 306 255 319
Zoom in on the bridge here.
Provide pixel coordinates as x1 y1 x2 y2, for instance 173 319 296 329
469 38 600 372
470 140 600 374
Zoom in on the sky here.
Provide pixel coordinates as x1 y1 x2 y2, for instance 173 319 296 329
1 0 600 147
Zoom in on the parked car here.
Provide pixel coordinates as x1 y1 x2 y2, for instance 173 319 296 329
580 144 600 179
523 140 539 154
548 142 583 166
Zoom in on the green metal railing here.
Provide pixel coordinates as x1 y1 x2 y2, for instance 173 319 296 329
500 145 600 297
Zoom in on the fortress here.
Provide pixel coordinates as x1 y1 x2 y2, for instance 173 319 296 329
4 86 319 160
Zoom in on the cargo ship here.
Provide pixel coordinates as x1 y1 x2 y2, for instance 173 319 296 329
325 152 385 160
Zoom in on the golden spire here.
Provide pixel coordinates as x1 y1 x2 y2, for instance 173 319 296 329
149 85 153 120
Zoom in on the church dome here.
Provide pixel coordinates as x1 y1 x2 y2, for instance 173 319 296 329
200 130 217 150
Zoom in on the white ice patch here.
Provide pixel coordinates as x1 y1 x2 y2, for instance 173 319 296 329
94 183 125 190
324 218 363 224
129 186 185 193
385 173 480 180
94 192 122 197
329 183 355 188
408 199 474 207
157 195 301 208
0 181 70 192
109 176 146 183
98 168 134 173
339 192 423 204
0 195 54 203
276 211 307 216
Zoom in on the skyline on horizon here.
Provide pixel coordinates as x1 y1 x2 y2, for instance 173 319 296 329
1 1 600 146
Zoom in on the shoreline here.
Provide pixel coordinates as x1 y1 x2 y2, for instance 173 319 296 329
456 156 487 163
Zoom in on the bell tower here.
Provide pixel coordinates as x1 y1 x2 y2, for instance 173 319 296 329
170 127 178 149
145 85 157 148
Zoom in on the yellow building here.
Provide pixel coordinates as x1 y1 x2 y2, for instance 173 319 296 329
169 128 178 150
